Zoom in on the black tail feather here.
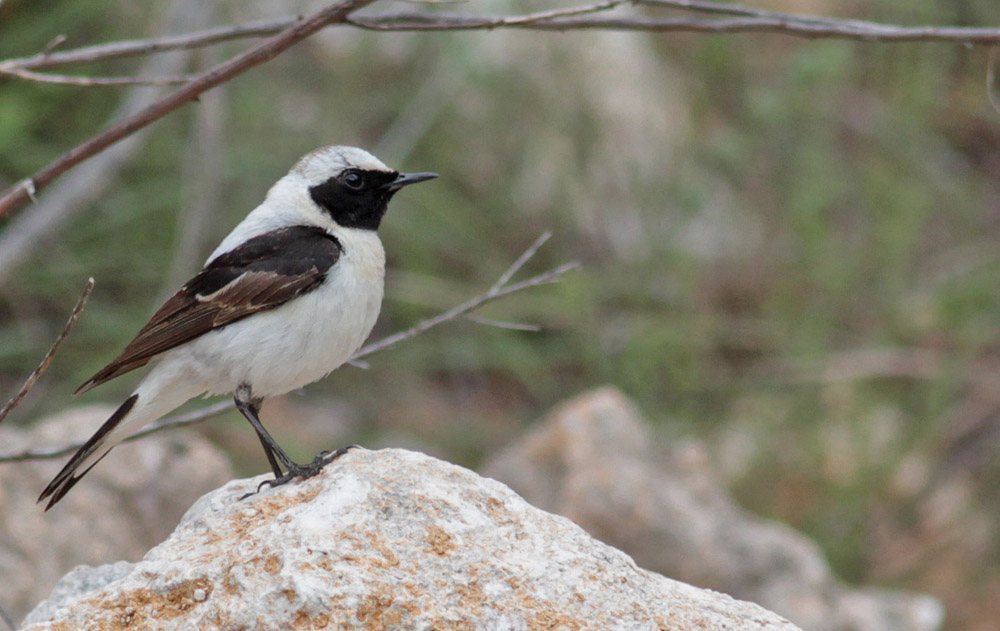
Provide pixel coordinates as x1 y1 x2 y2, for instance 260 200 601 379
38 394 138 510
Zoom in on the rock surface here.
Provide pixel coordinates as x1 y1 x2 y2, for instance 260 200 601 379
22 448 801 631
0 405 234 624
482 387 944 631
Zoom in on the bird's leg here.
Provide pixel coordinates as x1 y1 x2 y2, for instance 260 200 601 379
249 399 283 478
233 384 358 498
234 384 295 477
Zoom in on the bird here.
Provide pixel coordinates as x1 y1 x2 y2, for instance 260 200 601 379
38 145 437 510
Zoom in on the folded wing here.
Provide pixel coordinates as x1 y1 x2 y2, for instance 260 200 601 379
77 225 342 394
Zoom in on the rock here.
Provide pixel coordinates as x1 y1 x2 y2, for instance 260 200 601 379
21 448 801 631
20 562 134 627
481 387 944 631
0 405 234 625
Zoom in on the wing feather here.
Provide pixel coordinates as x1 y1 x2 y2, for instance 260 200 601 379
76 226 341 394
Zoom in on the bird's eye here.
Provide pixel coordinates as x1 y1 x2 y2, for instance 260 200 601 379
342 171 365 190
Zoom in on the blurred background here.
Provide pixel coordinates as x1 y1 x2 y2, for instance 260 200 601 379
1 0 999 629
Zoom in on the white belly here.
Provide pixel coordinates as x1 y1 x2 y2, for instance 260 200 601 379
163 230 385 398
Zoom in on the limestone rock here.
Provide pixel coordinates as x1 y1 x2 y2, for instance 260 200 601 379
482 387 943 631
0 405 234 624
21 448 801 631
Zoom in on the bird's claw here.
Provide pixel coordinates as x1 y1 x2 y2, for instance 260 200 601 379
311 444 359 468
238 445 360 501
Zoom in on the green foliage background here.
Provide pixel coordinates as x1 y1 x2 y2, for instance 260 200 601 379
2 1 999 628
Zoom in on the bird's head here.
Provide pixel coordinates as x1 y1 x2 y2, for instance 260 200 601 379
292 146 437 231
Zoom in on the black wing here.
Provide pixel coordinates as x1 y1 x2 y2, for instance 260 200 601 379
76 225 342 394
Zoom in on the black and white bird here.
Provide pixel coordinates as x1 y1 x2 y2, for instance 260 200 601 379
39 145 437 510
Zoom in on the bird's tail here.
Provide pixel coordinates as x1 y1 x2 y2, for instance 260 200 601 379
40 358 206 510
38 394 141 510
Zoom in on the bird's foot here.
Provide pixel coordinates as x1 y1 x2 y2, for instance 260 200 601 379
239 445 360 500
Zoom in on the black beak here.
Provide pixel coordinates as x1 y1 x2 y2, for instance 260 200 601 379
385 171 438 192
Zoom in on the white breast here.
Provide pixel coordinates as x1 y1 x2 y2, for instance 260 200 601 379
174 228 386 398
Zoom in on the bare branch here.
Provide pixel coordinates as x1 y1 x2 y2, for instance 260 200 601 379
40 34 69 55
353 259 580 360
345 5 1000 44
1 0 992 79
641 0 999 38
490 0 631 27
0 401 234 464
643 0 835 21
0 279 94 426
464 315 543 332
491 231 552 293
124 401 234 444
0 67 196 86
0 17 298 71
0 238 577 464
0 0 377 220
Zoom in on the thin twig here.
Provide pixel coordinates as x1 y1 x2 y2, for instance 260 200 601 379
346 10 1000 44
641 0 984 36
0 67 196 86
0 279 94 426
0 0 376 220
491 231 552 293
0 401 234 463
492 0 631 27
0 17 300 71
0 0 625 75
643 0 840 22
40 34 68 55
464 315 543 332
124 400 234 444
353 261 580 361
0 241 578 464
